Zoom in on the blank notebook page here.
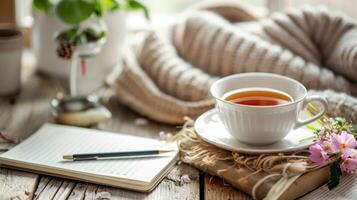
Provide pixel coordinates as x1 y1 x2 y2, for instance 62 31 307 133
0 124 177 184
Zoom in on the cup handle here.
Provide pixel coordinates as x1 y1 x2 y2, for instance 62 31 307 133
294 96 328 129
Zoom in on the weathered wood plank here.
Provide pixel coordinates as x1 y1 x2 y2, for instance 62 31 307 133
33 177 88 200
0 73 60 151
53 180 76 200
33 176 52 198
0 168 39 200
86 164 199 200
35 178 63 200
83 184 98 200
4 75 58 142
67 183 89 200
0 100 12 132
147 164 199 200
205 175 252 200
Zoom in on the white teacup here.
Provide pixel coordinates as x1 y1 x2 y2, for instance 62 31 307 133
210 73 328 146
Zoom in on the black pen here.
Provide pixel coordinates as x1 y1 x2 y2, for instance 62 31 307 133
62 149 175 161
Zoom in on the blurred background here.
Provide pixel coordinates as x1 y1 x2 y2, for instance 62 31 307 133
0 0 356 95
2 0 357 46
2 0 357 26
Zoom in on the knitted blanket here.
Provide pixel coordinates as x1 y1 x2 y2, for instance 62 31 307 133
113 2 357 124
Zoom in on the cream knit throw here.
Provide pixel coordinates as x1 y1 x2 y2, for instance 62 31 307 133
114 4 357 124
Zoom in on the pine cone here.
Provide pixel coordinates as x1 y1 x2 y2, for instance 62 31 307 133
56 40 75 59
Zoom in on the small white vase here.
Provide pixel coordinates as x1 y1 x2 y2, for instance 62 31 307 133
32 11 127 95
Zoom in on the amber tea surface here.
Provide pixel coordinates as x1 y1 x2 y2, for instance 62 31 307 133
224 88 293 106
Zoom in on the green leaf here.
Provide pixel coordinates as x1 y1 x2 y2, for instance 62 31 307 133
56 0 96 24
328 161 341 190
126 0 150 19
299 136 315 144
33 0 49 11
75 32 88 45
93 0 118 17
93 0 104 17
102 0 118 10
66 26 79 42
335 117 346 127
306 124 318 131
33 0 58 12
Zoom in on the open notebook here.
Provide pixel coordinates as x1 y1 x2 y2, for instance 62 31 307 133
0 124 179 192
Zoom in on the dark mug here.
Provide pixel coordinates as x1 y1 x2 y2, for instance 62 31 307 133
0 27 23 96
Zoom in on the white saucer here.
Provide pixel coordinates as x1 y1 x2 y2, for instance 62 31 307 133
194 109 315 154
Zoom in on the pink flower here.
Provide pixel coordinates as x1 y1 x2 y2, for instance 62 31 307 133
340 158 357 173
316 135 324 145
316 130 328 143
309 144 329 165
331 132 357 153
340 150 357 174
346 149 357 157
315 134 334 154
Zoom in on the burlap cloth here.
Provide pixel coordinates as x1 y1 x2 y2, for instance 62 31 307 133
110 1 357 199
169 118 331 200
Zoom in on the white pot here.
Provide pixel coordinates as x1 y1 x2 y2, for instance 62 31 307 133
32 11 127 94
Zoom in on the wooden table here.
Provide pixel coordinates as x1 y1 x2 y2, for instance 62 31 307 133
0 72 251 199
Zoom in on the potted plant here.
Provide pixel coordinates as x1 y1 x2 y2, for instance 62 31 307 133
32 0 148 95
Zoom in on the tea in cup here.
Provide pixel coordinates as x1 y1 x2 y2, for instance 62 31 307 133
224 88 293 107
210 73 327 146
